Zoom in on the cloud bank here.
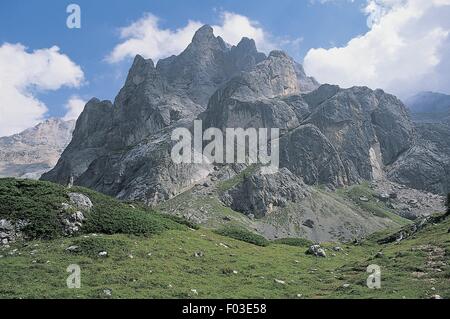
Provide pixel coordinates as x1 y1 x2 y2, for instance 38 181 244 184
0 43 84 136
304 0 450 97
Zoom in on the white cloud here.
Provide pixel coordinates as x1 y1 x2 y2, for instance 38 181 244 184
106 13 203 63
211 12 275 53
304 0 450 97
0 43 84 136
63 96 86 121
106 11 300 63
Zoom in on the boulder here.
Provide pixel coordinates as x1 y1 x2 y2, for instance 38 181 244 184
68 193 93 211
306 245 327 258
61 211 85 236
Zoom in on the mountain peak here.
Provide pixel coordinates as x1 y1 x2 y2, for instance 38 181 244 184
131 54 154 68
236 37 257 50
269 50 290 59
192 25 215 43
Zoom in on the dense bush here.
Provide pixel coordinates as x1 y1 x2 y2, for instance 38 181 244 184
0 178 68 239
0 178 190 241
214 225 269 247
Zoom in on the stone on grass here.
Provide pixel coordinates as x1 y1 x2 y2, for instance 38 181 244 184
194 251 204 258
306 245 327 258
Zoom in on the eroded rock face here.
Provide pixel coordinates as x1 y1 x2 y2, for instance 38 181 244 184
221 168 310 218
202 51 305 132
41 99 114 185
387 123 450 194
302 86 415 184
279 124 348 187
74 135 213 205
204 80 416 189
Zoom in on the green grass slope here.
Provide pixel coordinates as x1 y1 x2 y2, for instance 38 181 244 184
0 178 448 299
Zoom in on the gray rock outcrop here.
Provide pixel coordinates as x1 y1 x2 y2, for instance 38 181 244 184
60 192 93 236
301 85 415 185
0 219 30 245
221 167 310 218
205 80 416 188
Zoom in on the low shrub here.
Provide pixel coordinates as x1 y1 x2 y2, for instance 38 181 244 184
72 186 185 236
214 225 269 247
0 178 68 239
273 237 313 247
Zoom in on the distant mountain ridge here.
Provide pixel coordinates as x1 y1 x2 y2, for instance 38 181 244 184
406 91 450 113
0 118 75 179
405 91 450 124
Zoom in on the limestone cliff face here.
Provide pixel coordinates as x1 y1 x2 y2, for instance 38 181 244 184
300 85 415 185
202 51 304 132
0 119 74 179
204 78 416 188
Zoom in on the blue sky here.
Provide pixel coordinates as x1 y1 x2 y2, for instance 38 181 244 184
1 0 449 136
0 0 368 120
